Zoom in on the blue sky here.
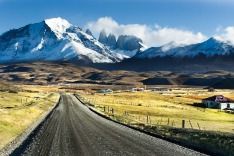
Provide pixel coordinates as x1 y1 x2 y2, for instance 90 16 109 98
1 0 234 46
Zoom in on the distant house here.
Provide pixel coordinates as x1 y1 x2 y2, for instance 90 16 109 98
131 86 144 92
100 89 113 93
208 87 215 92
202 95 234 110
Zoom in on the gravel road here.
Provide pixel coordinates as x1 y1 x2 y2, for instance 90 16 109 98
11 93 205 156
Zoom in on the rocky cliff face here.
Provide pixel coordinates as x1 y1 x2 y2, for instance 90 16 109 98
85 29 94 38
107 34 117 48
98 29 108 45
98 29 144 57
116 35 143 51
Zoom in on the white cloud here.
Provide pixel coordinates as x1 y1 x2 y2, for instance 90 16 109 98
85 17 207 47
214 27 234 45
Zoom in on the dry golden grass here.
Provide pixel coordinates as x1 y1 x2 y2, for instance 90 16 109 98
79 88 234 133
0 89 60 150
19 85 60 92
0 92 44 108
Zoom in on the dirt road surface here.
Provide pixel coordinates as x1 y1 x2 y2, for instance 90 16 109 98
10 93 205 156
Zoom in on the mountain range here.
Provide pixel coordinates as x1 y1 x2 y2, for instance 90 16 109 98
1 17 234 72
135 37 234 58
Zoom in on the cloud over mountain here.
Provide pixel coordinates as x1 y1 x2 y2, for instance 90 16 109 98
215 26 234 45
85 17 207 47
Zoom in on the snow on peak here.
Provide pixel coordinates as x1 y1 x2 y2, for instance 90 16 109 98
139 42 148 51
136 36 234 59
161 41 179 52
45 17 72 38
0 17 121 64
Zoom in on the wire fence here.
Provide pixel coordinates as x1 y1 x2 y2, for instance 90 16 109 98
77 96 211 131
96 105 205 130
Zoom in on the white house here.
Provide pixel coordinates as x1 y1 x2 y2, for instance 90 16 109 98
202 95 234 110
131 86 144 92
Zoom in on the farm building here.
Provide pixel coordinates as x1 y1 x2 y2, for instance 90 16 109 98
100 89 113 93
202 95 234 110
131 86 144 92
208 87 215 92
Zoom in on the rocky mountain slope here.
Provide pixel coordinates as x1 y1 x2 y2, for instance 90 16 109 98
0 17 121 64
1 62 234 89
92 37 233 72
135 37 234 58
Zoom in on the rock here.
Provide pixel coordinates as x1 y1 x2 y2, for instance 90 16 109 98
85 29 94 38
107 34 116 48
116 35 143 51
98 29 108 44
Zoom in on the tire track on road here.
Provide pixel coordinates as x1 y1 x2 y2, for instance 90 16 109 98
10 93 206 156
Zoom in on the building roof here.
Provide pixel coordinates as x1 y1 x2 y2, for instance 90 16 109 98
208 87 215 90
203 95 234 102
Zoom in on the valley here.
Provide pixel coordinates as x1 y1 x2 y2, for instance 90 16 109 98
0 62 234 155
0 15 234 156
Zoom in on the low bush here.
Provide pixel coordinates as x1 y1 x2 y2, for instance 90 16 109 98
8 90 18 94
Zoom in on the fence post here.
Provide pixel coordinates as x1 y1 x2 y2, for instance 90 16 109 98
197 123 200 130
108 106 109 113
172 120 174 127
112 108 114 114
182 120 185 128
189 120 193 129
104 106 106 112
146 116 149 124
167 118 170 125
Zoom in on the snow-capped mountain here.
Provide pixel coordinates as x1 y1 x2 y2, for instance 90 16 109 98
0 17 120 63
135 37 234 59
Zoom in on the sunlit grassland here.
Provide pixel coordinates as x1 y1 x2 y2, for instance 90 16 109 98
78 88 234 155
0 90 60 150
78 88 234 133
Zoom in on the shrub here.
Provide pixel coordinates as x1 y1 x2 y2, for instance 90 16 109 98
8 90 18 93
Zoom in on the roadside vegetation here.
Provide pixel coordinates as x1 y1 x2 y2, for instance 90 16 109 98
0 84 60 150
77 88 234 155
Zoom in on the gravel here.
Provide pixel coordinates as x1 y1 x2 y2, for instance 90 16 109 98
3 93 207 156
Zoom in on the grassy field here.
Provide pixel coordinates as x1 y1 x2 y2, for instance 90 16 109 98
1 83 233 154
78 88 234 133
0 87 60 150
77 87 234 155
